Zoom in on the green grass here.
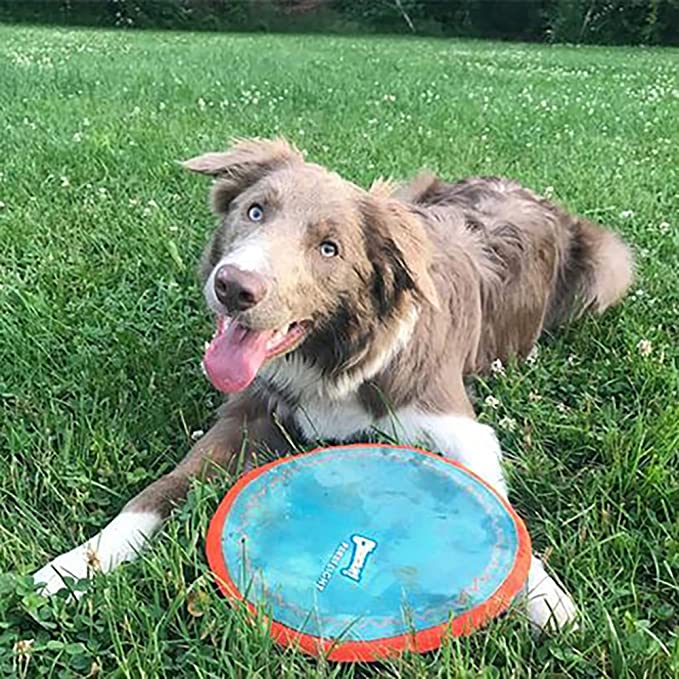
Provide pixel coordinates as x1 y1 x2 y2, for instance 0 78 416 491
0 24 677 677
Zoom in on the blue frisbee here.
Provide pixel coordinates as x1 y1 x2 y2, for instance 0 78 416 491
206 444 530 661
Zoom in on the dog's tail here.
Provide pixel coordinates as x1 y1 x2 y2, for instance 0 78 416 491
546 218 634 328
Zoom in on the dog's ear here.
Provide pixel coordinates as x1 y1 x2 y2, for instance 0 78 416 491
360 195 440 313
181 137 303 214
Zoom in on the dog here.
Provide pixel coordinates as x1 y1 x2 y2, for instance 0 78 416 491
33 137 633 631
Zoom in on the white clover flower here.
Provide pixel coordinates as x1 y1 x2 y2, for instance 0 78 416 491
557 402 569 414
637 339 652 356
60 176 70 187
490 358 505 376
197 98 206 110
528 391 542 402
72 131 82 142
498 416 517 432
484 395 500 409
0 201 5 209
659 221 670 233
620 209 634 219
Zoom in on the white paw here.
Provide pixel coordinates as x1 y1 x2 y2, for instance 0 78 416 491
526 556 578 632
32 544 94 596
32 511 161 597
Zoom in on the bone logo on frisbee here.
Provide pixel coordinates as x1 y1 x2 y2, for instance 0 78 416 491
316 534 378 591
341 534 378 582
206 444 531 662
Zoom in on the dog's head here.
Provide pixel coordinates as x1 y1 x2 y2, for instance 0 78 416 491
183 137 438 393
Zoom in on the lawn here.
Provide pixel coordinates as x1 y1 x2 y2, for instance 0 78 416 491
0 23 677 677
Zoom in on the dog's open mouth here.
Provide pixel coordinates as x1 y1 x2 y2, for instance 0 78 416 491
202 315 309 393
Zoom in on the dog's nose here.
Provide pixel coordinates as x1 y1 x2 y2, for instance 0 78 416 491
213 265 268 312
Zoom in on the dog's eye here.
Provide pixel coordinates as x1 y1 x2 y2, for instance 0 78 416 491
319 241 339 258
247 204 264 222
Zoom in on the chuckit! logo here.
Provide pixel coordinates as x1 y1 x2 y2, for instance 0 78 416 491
315 540 349 592
341 534 378 583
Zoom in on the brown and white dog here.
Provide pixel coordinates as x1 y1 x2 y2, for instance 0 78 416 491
33 138 633 631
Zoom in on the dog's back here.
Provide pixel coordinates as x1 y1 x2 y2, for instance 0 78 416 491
396 173 634 371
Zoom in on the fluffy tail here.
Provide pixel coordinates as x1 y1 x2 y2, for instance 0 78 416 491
546 219 634 328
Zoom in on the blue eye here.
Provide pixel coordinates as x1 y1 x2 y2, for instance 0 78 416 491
319 241 339 258
247 204 264 222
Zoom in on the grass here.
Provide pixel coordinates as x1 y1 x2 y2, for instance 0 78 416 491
0 23 677 678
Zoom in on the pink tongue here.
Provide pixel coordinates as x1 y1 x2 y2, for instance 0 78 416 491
203 320 274 393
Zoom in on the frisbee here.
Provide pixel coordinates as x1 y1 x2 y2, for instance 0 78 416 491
206 444 530 662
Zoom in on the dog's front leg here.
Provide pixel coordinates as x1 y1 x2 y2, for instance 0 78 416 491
32 395 269 596
396 409 577 632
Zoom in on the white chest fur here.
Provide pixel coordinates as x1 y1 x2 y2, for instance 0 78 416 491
296 393 373 441
259 356 375 441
